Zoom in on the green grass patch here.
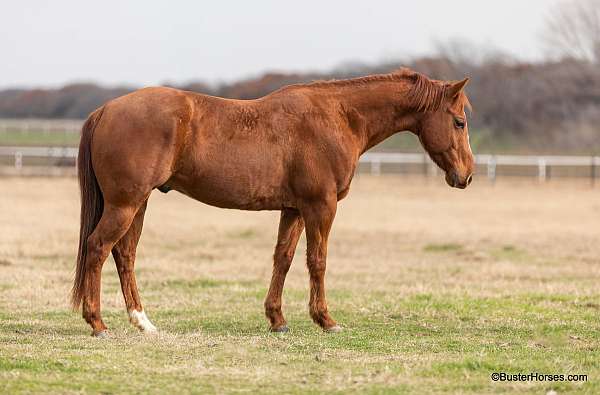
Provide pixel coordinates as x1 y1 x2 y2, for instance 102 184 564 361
3 290 599 394
225 228 258 239
0 130 79 147
423 243 464 253
162 278 225 289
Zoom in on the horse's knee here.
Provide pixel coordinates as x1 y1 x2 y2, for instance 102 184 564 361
307 256 326 278
274 247 294 271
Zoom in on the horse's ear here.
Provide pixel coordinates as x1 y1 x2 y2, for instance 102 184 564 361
446 78 469 99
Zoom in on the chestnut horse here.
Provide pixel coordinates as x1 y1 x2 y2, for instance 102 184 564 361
71 68 474 337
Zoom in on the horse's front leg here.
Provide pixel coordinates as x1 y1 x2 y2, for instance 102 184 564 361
265 208 304 332
300 197 341 332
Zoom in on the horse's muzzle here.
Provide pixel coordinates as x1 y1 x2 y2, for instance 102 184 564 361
446 171 473 189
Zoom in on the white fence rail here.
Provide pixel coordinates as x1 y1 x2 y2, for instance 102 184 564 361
0 146 78 160
359 152 600 183
0 118 83 133
0 147 598 183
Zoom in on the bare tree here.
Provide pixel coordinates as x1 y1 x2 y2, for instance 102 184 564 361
543 0 600 63
433 38 513 66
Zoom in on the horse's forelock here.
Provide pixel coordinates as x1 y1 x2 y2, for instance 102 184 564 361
403 71 472 114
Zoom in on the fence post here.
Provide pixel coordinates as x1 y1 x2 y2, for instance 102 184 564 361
592 155 598 187
487 155 497 183
15 151 22 170
370 158 381 176
537 158 547 182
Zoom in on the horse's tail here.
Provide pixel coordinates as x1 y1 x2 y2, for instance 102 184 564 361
71 106 105 310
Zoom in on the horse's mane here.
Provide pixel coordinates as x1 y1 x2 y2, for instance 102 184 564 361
293 68 451 112
403 70 448 112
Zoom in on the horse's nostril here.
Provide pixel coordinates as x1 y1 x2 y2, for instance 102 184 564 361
452 172 459 187
466 174 473 186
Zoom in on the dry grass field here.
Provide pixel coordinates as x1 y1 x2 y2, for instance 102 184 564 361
1 175 600 394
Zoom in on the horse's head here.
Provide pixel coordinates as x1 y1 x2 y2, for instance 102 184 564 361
415 78 474 189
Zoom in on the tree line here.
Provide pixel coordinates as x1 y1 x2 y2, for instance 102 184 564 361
1 57 598 152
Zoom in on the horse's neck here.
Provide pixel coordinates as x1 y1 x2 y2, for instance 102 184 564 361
334 82 418 153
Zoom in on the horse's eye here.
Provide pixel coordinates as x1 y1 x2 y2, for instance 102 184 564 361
454 118 465 129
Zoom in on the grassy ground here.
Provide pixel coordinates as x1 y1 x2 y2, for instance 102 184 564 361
1 175 600 394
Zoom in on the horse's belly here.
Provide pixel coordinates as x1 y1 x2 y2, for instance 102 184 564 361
167 169 289 211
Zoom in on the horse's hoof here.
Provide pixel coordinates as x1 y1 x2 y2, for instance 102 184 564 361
92 330 109 338
324 325 343 333
270 325 289 333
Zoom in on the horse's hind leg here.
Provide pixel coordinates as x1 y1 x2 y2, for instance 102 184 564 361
111 200 157 334
82 203 139 337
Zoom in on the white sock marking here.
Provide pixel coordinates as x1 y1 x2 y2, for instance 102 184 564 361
129 309 157 333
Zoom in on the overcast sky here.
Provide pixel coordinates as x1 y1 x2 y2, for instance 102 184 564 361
1 0 560 88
